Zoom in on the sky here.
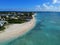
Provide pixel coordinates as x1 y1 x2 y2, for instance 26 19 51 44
0 0 60 11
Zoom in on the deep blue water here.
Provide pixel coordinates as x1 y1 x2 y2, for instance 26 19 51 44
1 12 60 45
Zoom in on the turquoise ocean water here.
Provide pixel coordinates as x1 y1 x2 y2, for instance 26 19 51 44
0 12 60 45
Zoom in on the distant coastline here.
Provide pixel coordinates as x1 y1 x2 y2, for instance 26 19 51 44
0 15 36 42
0 12 34 31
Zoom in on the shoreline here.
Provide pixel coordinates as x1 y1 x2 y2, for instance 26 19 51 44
0 15 36 42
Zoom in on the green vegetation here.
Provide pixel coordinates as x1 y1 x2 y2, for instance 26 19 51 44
0 12 34 31
7 19 26 24
0 26 5 31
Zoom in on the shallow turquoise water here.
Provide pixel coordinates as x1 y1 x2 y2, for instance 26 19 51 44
1 12 60 45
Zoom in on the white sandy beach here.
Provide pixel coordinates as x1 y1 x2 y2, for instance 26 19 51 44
0 15 36 42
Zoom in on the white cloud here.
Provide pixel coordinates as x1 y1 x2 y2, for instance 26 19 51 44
53 0 57 4
35 5 41 11
53 0 60 4
35 5 41 9
35 3 60 11
43 4 49 9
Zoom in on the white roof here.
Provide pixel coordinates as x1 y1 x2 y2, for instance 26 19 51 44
0 21 6 26
0 23 3 27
